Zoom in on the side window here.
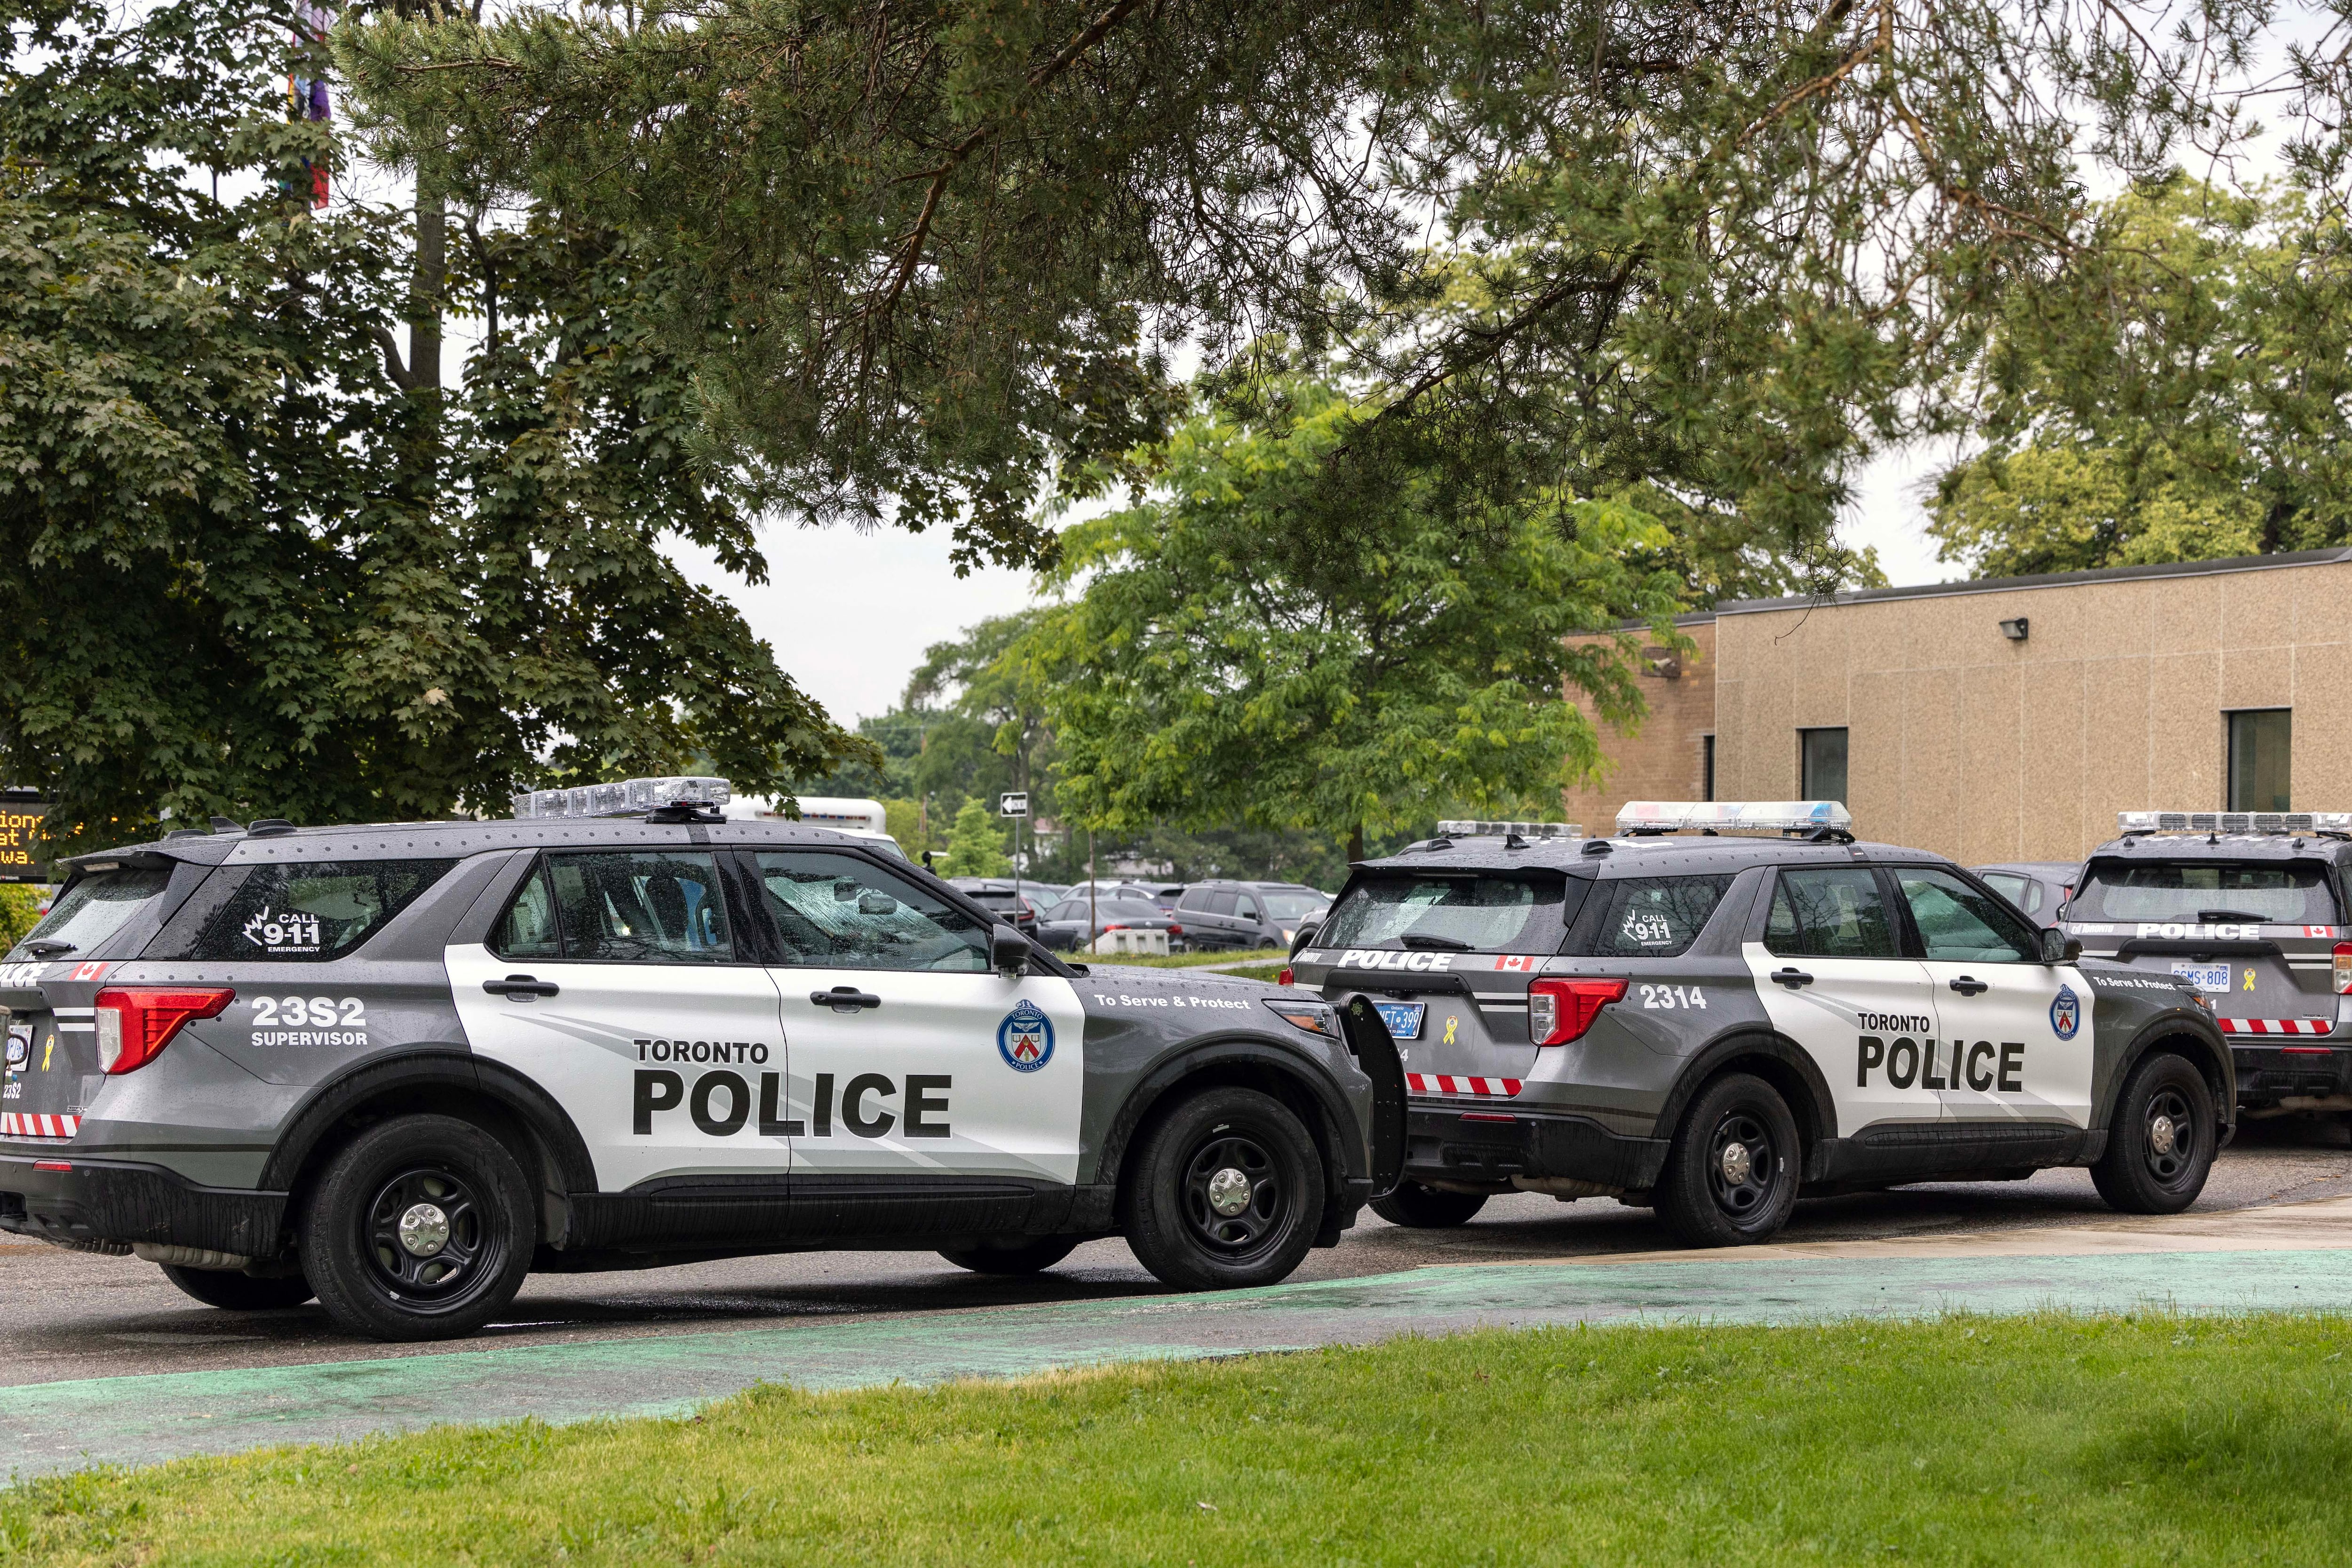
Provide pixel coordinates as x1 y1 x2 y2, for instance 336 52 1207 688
1176 888 1210 911
755 852 991 971
1896 868 2039 963
1235 896 1260 921
165 860 456 962
1587 876 1733 958
546 851 734 963
1764 868 1899 959
491 864 562 961
1205 891 1238 916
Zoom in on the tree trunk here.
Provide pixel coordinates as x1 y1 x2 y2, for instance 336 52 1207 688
1347 822 1365 862
409 173 445 394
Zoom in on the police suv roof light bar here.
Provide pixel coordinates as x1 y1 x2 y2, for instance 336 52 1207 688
2117 810 2352 838
511 776 732 822
1434 820 1586 841
1616 800 1854 838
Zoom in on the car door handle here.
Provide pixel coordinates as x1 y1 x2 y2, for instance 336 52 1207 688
483 975 561 999
1948 975 1990 997
1770 968 1814 989
810 987 883 1012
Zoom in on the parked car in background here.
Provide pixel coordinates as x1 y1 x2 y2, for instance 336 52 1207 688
946 877 1040 933
1035 896 1184 953
1971 861 2080 928
1065 879 1174 907
1175 880 1332 950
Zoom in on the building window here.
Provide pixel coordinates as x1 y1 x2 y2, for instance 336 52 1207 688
2228 709 2292 812
1799 727 1849 805
1701 735 1716 802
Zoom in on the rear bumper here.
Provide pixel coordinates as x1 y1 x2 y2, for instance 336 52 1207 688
2234 1044 2352 1108
0 1151 286 1257
1403 1103 1668 1193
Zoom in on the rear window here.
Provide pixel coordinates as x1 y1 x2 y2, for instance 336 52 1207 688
2070 860 2341 925
160 859 456 962
1318 873 1580 955
1576 876 1734 958
14 866 173 958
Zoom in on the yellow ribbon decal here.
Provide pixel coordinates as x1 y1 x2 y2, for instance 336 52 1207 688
1443 1016 1459 1045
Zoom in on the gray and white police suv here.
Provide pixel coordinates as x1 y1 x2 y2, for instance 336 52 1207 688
2061 811 2352 1119
0 780 1403 1340
1286 801 2231 1246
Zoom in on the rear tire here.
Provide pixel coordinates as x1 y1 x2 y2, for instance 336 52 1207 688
1370 1182 1488 1228
1654 1073 1801 1247
299 1113 535 1342
939 1236 1080 1275
1120 1087 1325 1291
159 1264 315 1311
2091 1052 2215 1214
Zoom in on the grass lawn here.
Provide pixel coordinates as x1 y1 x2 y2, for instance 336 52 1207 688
8 1313 2352 1564
1084 946 1290 969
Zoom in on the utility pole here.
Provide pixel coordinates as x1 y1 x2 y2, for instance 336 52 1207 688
1088 828 1097 957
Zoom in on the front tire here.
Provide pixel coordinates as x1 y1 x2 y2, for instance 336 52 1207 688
1654 1073 1801 1247
299 1113 535 1342
159 1264 315 1311
2091 1052 2215 1214
1370 1181 1487 1228
1120 1087 1325 1291
939 1236 1080 1275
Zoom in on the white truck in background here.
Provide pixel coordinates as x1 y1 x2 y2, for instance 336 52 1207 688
723 795 907 860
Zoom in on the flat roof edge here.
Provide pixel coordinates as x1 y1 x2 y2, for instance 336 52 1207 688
1714 546 2352 615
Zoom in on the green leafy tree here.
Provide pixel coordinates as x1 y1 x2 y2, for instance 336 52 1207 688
1927 179 2352 577
0 0 867 850
935 797 1012 877
1025 376 1687 860
0 886 43 951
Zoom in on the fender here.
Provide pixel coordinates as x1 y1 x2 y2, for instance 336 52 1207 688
256 1046 597 1198
2098 1014 2236 1138
1651 1027 1842 1153
1090 1034 1371 1214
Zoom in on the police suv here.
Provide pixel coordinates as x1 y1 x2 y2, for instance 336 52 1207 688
2061 812 2352 1120
1286 802 2231 1246
0 780 1403 1340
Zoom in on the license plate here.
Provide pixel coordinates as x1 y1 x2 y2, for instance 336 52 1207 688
1374 1001 1426 1041
2170 962 2232 995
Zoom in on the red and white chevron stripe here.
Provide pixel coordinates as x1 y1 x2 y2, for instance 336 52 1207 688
2218 1018 2335 1036
1406 1073 1522 1098
1 1112 80 1139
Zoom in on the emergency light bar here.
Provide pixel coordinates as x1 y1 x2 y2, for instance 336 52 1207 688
1616 800 1853 835
1435 820 1586 840
511 776 732 820
2117 810 2352 837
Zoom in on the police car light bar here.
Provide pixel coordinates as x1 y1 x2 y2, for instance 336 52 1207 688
1434 820 1587 840
1616 800 1853 835
2117 810 2352 836
511 776 732 820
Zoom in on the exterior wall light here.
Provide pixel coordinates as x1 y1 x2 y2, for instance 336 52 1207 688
1999 617 2029 641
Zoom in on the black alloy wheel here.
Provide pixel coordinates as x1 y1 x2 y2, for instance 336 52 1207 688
1120 1086 1325 1290
159 1263 316 1311
1655 1073 1802 1248
300 1113 535 1341
1370 1181 1489 1228
2091 1053 2215 1214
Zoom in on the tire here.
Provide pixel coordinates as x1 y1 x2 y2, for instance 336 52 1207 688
159 1264 315 1311
938 1236 1081 1275
2091 1052 2215 1214
298 1113 536 1342
1120 1086 1326 1291
1654 1073 1802 1247
1369 1181 1488 1228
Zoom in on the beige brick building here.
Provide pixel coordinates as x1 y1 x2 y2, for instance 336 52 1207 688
1565 548 2352 864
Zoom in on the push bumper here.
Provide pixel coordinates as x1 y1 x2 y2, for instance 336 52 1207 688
0 1150 286 1257
2234 1043 2352 1109
1403 1103 1668 1193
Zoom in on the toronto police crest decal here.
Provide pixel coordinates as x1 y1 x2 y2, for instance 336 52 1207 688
997 1000 1055 1073
2050 984 2081 1041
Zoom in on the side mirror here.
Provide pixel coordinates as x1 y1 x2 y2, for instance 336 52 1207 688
992 924 1031 976
1289 918 1320 957
2039 926 2079 964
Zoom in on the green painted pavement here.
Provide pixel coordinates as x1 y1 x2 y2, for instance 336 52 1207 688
10 1247 2352 1478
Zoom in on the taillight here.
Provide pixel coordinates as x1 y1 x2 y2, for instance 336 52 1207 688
1527 979 1628 1045
2335 942 2352 995
93 987 235 1074
1168 925 1184 936
1277 967 1294 986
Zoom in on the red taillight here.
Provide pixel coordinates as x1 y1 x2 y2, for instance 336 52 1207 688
1168 925 1184 936
93 987 235 1074
1277 967 1294 986
2334 942 2352 995
1527 978 1628 1045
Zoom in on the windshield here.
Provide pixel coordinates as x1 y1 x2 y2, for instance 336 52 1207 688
1260 891 1329 921
1317 873 1575 954
14 866 172 957
2071 860 2341 925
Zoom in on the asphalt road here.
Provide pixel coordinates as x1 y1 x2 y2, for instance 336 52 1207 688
7 1114 2348 1389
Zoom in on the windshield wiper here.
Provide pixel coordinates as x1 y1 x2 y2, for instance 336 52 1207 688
1399 932 1472 952
22 939 74 956
2196 909 2271 923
